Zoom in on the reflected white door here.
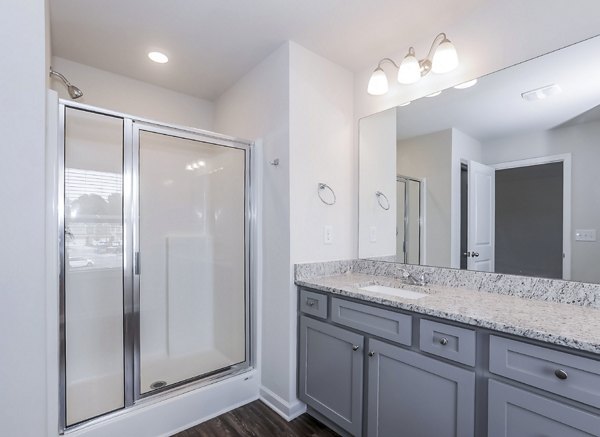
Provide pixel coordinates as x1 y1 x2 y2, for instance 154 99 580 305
467 161 495 272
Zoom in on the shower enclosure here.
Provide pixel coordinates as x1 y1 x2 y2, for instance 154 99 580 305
396 176 422 264
59 102 252 430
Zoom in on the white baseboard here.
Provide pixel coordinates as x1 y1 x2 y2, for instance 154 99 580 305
259 386 306 421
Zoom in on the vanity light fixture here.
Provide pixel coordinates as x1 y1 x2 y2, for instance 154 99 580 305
521 84 562 101
148 51 169 64
399 101 411 107
454 79 478 89
368 33 459 95
425 91 442 98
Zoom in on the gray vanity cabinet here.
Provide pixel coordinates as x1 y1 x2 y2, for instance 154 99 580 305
488 380 600 436
298 315 364 436
367 338 475 437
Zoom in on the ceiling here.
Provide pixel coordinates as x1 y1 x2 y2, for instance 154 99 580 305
49 0 483 100
394 35 600 143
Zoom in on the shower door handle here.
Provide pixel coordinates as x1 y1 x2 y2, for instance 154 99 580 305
135 252 140 275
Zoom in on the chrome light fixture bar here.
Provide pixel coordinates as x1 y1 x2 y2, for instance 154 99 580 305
367 32 459 95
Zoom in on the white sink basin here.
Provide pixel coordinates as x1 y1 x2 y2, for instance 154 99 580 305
359 285 428 299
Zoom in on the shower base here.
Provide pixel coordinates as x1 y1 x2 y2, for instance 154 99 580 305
66 348 238 426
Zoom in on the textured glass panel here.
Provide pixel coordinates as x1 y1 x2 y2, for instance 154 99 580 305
64 108 124 425
138 131 246 394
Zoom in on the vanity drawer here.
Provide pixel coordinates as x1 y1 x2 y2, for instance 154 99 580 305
489 335 600 408
331 298 412 345
419 319 476 366
299 289 328 319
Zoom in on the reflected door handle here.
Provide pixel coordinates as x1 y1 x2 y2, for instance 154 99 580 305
472 252 479 258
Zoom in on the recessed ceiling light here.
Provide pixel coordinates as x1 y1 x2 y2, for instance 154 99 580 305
399 101 411 107
425 91 442 98
454 79 478 89
148 51 169 64
521 84 561 101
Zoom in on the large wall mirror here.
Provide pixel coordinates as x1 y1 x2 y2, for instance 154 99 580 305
359 35 600 284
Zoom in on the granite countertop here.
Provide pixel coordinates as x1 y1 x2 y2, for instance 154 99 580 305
296 272 600 355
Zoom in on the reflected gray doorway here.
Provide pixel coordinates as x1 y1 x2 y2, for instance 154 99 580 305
396 176 422 264
495 162 564 278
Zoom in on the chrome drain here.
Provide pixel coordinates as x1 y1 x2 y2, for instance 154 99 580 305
150 380 167 390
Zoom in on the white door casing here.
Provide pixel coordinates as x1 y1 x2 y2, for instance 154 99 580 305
467 161 495 272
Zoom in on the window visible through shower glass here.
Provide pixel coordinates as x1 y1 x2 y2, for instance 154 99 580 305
138 130 246 394
64 108 124 425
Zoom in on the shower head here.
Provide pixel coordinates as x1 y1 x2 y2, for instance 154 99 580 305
49 67 83 99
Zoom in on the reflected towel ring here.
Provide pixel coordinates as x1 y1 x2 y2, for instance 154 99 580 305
318 183 336 206
375 191 390 210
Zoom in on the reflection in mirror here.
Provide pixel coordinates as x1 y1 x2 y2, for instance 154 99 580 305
359 36 600 284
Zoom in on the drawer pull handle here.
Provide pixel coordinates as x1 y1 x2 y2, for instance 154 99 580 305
306 299 316 307
368 351 375 357
352 345 359 351
554 369 568 380
439 337 449 346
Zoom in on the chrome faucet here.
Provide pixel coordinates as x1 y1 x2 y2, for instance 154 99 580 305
398 267 428 286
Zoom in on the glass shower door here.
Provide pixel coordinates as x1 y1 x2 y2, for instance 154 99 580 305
135 126 248 395
62 108 125 426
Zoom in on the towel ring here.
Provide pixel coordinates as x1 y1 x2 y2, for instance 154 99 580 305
375 191 390 210
318 183 336 206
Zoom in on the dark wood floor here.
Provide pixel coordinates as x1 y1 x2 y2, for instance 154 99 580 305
173 400 339 437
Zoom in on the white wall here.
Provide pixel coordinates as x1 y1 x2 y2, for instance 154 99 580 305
0 1 49 436
289 42 355 264
213 43 296 414
397 129 453 267
214 41 355 418
51 57 214 130
481 119 600 283
358 108 397 258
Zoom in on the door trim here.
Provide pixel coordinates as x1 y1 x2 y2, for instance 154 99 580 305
491 154 572 280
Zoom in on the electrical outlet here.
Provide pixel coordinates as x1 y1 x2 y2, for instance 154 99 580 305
323 225 333 245
369 226 377 243
575 229 597 242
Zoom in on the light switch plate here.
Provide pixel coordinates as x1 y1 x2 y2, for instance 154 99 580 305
323 225 333 245
369 226 377 243
575 229 597 242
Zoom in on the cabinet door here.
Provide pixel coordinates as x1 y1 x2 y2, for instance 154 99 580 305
488 380 600 437
299 316 364 436
367 339 475 437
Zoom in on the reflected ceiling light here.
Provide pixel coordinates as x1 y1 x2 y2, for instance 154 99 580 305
425 91 442 98
367 33 459 96
148 51 169 63
454 79 478 89
399 101 411 107
521 84 562 101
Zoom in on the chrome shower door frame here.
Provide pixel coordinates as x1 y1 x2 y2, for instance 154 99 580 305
131 121 253 402
58 100 253 433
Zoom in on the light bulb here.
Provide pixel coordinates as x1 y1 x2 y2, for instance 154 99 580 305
148 51 169 64
432 38 458 74
397 52 421 84
367 67 389 95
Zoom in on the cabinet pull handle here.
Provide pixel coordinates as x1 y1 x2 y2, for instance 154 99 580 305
306 299 315 307
554 369 568 380
439 337 449 346
352 345 359 351
368 351 375 357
